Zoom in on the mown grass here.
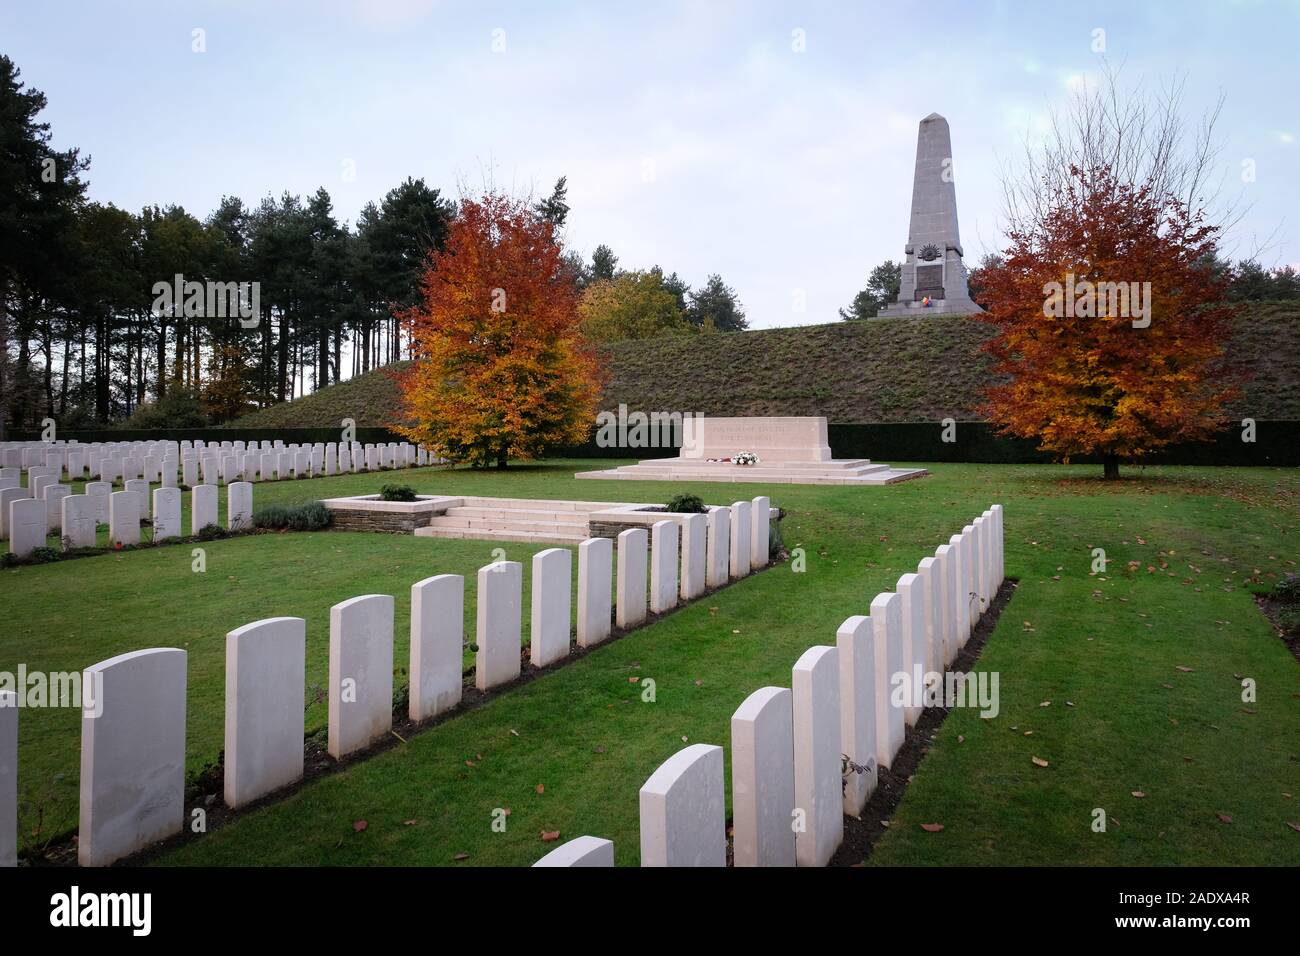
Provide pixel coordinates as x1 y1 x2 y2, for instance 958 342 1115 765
6 461 1296 865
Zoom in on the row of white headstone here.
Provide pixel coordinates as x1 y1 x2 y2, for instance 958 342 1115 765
0 438 437 493
0 496 777 867
4 481 254 558
532 504 1005 867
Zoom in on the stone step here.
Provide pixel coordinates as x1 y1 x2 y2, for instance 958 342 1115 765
442 505 590 524
415 526 587 545
457 495 616 512
426 514 591 534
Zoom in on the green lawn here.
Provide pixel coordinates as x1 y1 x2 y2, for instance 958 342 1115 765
4 461 1297 865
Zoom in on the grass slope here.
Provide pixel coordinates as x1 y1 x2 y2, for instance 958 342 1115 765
225 303 1300 428
8 460 1290 866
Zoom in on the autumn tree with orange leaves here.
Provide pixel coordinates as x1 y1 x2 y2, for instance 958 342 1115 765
394 192 602 468
977 77 1242 478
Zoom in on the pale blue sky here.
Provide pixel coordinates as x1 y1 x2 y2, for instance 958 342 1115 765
4 0 1297 328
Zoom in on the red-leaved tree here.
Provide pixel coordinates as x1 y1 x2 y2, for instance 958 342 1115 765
394 192 602 467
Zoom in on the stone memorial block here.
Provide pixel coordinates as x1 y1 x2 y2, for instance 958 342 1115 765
43 484 70 533
896 573 924 726
161 457 178 488
0 690 14 867
933 545 955 667
278 451 291 479
616 528 648 629
836 615 878 815
705 506 730 589
729 501 752 579
639 743 726 867
62 494 97 550
67 451 84 480
792 644 843 867
870 592 905 768
576 536 613 648
228 481 253 531
200 457 217 485
730 686 795 867
85 481 111 525
8 496 44 557
533 835 615 867
476 561 522 690
327 594 395 759
530 548 572 668
750 495 770 570
182 457 199 487
192 484 218 534
224 617 306 808
78 648 187 867
121 457 142 482
108 490 140 547
338 443 351 472
30 474 55 502
143 456 161 484
0 487 26 539
365 445 380 471
992 503 1004 586
260 452 275 482
410 574 464 721
153 488 182 542
324 444 337 476
679 513 707 601
649 520 679 614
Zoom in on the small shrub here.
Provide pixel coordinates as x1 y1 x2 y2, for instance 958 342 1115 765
379 484 418 503
1278 604 1300 638
666 492 705 514
1272 574 1299 604
252 501 332 532
29 547 61 564
196 523 228 541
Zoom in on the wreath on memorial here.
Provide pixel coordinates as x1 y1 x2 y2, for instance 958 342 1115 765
705 451 760 465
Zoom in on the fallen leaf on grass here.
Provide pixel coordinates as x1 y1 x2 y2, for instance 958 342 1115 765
957 735 965 743
403 819 418 826
453 852 470 861
628 676 639 683
540 830 561 842
920 823 945 832
1131 791 1146 798
1217 813 1233 824
1039 701 1051 708
1175 665 1194 673
1031 756 1049 768
535 784 545 794
352 820 368 832
1287 822 1300 833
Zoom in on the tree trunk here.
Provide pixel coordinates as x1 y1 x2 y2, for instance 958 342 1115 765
1103 455 1120 480
496 447 508 469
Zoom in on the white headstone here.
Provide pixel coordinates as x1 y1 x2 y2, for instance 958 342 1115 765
43 483 70 533
948 533 970 647
576 536 613 648
410 574 464 722
792 644 843 867
0 487 24 539
84 481 111 525
934 545 956 667
639 743 725 867
649 520 679 614
750 496 770 570
679 513 707 601
153 487 182 542
916 557 941 687
192 484 218 534
729 501 752 579
532 835 614 867
57 494 92 549
182 458 199 487
730 686 796 867
475 561 522 690
896 572 924 726
530 548 572 668
228 481 253 531
108 490 140 547
706 507 730 588
327 594 395 759
616 528 648 628
870 591 905 768
0 691 14 867
78 648 187 866
225 617 306 808
836 615 878 816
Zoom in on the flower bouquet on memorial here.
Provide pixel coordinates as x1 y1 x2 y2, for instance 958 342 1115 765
730 451 760 466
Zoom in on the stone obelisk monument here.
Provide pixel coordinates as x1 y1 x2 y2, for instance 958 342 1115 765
878 113 982 317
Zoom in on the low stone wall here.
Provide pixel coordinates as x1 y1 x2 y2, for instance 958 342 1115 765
328 509 434 533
